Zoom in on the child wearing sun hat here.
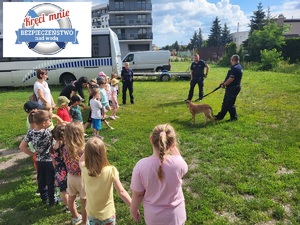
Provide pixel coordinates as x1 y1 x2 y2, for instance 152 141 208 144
57 96 71 122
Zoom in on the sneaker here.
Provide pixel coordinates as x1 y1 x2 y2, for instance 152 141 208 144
109 126 115 130
96 135 104 140
114 115 120 119
71 214 82 225
65 207 70 213
110 116 116 120
35 188 40 196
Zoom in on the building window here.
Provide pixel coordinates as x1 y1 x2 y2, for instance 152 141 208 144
115 0 124 10
137 14 146 23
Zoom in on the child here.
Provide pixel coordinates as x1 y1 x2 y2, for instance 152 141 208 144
79 137 132 225
130 124 188 224
111 72 119 95
83 79 98 131
69 95 83 123
23 101 44 195
105 76 112 107
50 124 69 213
63 122 87 225
19 110 56 206
96 77 114 130
110 78 120 120
89 88 103 137
56 96 71 122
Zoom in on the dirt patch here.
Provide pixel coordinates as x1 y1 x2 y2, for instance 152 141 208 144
0 148 29 171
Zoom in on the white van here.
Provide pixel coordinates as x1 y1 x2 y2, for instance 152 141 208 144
122 50 171 72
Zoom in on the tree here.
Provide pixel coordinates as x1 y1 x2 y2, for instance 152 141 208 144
172 41 179 51
249 2 266 34
197 28 203 49
187 31 199 50
246 22 286 62
243 2 267 48
221 23 232 45
207 17 222 47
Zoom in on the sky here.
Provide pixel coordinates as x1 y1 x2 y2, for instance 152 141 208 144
17 0 300 47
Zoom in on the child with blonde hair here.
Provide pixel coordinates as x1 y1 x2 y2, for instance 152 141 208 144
63 122 87 225
19 110 56 206
130 124 188 224
50 124 69 213
79 137 132 225
110 78 120 120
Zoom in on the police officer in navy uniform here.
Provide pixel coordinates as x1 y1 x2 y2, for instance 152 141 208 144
121 62 134 104
186 53 210 102
215 54 243 121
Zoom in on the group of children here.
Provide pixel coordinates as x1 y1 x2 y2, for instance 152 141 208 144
19 71 188 225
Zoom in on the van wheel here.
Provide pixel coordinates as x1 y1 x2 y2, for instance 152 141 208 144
160 75 170 82
60 73 76 86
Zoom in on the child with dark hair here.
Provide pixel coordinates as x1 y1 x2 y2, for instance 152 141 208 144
83 79 98 131
69 95 83 123
89 88 103 138
130 124 188 224
59 76 88 109
50 124 69 212
19 110 56 206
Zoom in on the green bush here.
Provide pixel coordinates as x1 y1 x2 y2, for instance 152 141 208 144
259 48 283 70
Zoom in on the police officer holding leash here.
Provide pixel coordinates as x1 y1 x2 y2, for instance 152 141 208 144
214 54 243 121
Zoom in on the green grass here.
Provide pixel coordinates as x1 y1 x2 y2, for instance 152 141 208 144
0 63 300 224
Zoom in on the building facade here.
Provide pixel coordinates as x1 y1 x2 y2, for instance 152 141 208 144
108 0 152 57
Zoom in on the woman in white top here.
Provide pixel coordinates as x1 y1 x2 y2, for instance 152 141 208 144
34 69 55 110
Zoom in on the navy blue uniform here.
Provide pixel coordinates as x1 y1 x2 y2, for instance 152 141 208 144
215 63 243 120
121 67 134 104
187 60 207 100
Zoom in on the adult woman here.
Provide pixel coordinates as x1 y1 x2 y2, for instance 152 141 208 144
34 69 55 109
59 76 88 101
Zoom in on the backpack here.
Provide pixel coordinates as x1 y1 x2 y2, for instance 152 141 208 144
29 92 39 102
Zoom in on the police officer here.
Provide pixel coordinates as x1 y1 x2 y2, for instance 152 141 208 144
214 54 243 121
186 53 210 102
121 62 134 104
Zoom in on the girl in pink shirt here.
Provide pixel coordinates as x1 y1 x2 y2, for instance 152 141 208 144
130 124 188 225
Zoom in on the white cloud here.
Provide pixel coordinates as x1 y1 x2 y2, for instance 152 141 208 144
153 0 249 47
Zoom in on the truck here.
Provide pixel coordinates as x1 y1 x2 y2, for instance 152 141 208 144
122 50 171 72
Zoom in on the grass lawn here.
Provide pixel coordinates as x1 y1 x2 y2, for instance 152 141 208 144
0 63 300 225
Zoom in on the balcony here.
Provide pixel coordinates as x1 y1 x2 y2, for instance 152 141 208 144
108 3 152 12
117 32 153 40
109 18 152 26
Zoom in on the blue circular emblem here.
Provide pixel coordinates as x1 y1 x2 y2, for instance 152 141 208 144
22 3 72 55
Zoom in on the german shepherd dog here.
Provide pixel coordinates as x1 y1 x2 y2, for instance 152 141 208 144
185 100 215 125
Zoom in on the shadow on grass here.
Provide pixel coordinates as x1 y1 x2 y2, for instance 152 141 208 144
170 118 216 129
154 100 186 108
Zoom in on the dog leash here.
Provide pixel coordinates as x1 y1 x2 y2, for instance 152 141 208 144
202 85 221 98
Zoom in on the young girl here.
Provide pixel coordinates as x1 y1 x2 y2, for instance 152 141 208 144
83 79 98 131
50 124 69 212
89 88 103 137
79 137 132 225
63 122 87 225
110 78 120 120
19 110 55 206
130 124 188 224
